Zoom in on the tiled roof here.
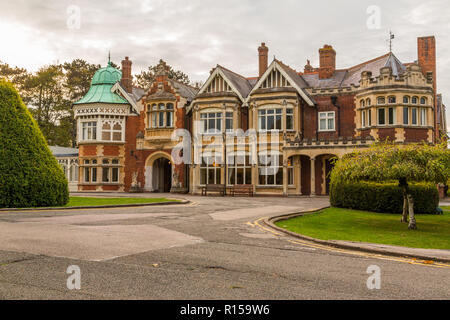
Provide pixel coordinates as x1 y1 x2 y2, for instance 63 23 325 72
217 65 253 98
49 146 78 157
170 79 199 101
299 52 406 89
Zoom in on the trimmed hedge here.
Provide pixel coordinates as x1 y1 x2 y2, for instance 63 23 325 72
330 181 439 214
0 79 69 208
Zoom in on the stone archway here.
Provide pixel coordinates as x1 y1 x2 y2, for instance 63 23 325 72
144 152 173 192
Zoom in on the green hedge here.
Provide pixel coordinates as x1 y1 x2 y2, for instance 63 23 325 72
330 181 439 214
0 79 69 208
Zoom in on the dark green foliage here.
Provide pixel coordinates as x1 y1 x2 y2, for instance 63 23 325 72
0 80 69 208
330 181 439 214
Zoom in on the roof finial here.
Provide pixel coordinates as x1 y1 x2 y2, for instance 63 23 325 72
388 31 394 53
108 51 111 66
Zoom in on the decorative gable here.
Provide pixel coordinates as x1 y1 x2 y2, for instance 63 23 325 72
205 73 233 93
258 68 292 89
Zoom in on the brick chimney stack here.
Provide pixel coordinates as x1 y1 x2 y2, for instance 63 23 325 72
258 42 268 77
318 44 336 79
417 36 437 141
121 56 133 93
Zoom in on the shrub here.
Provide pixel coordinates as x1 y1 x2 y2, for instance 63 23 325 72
330 181 438 214
0 79 69 208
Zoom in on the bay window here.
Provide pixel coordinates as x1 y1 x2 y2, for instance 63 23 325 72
258 108 282 131
200 154 222 185
82 122 97 141
148 102 174 128
420 108 427 126
286 108 294 130
227 153 252 185
258 153 282 186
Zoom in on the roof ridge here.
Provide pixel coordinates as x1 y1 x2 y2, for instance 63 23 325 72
217 64 249 81
275 59 300 75
170 78 199 91
347 53 390 71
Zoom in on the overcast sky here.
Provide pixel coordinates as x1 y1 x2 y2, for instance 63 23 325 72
0 0 448 130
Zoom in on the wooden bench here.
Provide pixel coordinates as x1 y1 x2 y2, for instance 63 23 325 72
201 184 226 196
231 184 254 197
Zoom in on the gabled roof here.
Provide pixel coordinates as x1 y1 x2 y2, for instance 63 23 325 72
245 59 315 106
197 65 253 102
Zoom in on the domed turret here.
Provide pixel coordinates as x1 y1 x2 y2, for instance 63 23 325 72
91 62 122 85
74 60 128 105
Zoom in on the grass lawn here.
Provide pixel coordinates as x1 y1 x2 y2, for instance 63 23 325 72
275 206 450 250
65 196 179 207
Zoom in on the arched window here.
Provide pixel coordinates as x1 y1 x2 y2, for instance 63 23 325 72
112 123 122 141
388 96 396 104
377 97 385 105
403 96 410 104
360 99 365 107
366 98 371 106
411 96 418 104
420 97 427 105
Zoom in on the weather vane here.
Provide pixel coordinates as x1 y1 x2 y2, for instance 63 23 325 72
389 31 394 53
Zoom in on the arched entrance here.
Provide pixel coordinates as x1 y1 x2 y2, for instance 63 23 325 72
144 153 173 192
152 158 172 192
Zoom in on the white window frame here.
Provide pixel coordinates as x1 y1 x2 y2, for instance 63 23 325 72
420 108 427 126
200 111 223 134
258 107 283 132
81 121 97 141
318 111 335 132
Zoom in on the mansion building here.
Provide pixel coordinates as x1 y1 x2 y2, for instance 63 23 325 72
73 36 447 196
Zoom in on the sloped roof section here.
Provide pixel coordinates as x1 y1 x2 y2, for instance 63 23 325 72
49 146 78 157
275 59 309 89
299 53 406 89
218 65 253 98
341 52 405 87
74 83 129 105
170 79 199 101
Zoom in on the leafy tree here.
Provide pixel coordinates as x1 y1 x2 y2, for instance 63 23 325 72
330 141 450 229
135 63 190 89
22 64 72 146
0 61 29 91
0 79 69 208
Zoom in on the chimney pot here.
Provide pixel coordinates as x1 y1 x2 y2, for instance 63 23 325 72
258 42 269 77
121 56 133 93
318 44 336 79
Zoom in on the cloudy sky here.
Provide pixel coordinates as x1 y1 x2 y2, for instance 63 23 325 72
0 0 448 130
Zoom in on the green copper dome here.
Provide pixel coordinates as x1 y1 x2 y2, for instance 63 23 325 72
91 62 122 85
74 61 129 105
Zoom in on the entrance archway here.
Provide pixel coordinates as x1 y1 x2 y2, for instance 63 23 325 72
144 152 173 192
152 157 172 192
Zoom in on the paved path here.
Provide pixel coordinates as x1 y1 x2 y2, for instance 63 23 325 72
0 194 448 299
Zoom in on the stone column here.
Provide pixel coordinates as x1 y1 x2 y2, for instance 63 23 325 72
282 160 288 196
310 157 316 196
